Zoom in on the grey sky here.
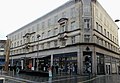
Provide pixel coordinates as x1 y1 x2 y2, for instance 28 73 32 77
0 0 120 44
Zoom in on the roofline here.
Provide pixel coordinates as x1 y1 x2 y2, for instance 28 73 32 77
7 0 75 37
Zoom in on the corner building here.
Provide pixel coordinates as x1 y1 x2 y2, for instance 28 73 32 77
7 0 120 75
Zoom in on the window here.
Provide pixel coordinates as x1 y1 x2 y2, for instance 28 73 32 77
96 8 98 17
15 35 16 40
71 36 75 44
54 40 57 47
110 34 112 40
84 19 90 29
84 35 90 42
42 22 45 29
41 32 45 39
32 36 35 42
107 31 109 38
71 21 76 30
28 28 31 33
100 25 103 33
54 15 58 24
108 43 110 49
21 32 23 38
48 19 51 27
104 29 106 36
17 41 19 46
105 41 107 47
20 40 22 45
14 42 16 47
23 39 25 44
32 26 35 32
48 30 51 37
60 24 66 33
47 42 50 48
96 37 99 43
115 38 116 43
96 22 99 30
61 40 66 46
113 36 114 42
54 28 58 35
17 33 19 39
62 11 66 17
41 43 44 49
37 24 40 31
71 7 75 18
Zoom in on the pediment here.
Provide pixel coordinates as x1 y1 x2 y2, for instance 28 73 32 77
58 18 68 23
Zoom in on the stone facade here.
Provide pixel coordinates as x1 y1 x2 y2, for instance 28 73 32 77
7 0 120 75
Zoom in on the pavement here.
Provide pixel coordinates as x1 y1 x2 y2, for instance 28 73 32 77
0 70 88 83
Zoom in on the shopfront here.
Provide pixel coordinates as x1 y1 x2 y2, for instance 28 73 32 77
53 52 77 75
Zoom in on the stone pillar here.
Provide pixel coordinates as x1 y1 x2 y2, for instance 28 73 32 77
77 45 83 75
51 54 53 66
32 58 35 70
21 60 23 70
92 46 97 75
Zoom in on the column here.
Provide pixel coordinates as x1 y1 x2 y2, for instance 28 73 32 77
32 58 35 70
21 60 23 70
92 46 97 75
51 54 53 66
77 45 82 75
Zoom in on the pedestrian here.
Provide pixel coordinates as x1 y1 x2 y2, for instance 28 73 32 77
55 64 59 74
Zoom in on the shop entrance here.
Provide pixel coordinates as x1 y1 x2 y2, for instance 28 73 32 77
36 56 51 72
53 52 77 75
106 65 110 75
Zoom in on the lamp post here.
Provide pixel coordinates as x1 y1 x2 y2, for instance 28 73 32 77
36 34 40 71
115 19 120 22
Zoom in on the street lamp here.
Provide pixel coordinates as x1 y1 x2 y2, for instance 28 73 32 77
36 34 40 71
115 19 120 22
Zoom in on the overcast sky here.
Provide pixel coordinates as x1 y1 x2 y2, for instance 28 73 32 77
0 0 120 44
